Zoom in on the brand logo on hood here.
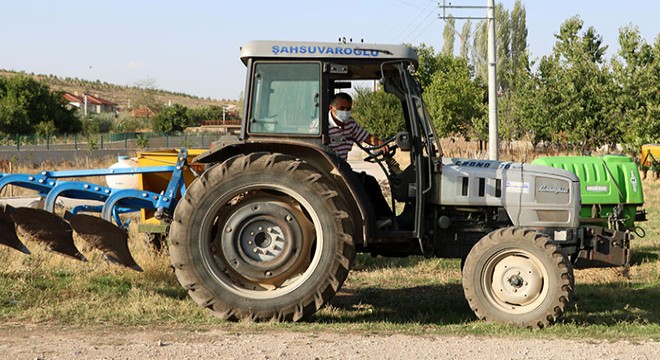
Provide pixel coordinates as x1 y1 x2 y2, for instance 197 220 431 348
538 184 569 194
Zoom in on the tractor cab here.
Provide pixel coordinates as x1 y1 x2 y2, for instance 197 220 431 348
200 40 443 246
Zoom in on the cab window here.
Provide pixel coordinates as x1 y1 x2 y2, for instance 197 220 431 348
249 62 321 135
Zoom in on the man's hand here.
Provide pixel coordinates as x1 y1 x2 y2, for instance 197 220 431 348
368 134 390 156
378 144 390 156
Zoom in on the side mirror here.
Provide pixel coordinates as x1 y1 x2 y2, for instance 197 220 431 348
396 131 412 151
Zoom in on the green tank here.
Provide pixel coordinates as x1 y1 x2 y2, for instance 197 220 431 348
532 155 644 229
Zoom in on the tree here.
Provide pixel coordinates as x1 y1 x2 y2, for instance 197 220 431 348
423 54 486 139
460 20 472 60
34 120 56 137
188 105 227 126
442 16 456 56
497 0 531 145
151 104 191 133
83 113 114 134
610 25 660 149
473 19 488 81
510 0 529 91
472 2 525 90
412 43 440 89
133 78 164 113
0 75 80 134
351 87 405 139
520 17 617 150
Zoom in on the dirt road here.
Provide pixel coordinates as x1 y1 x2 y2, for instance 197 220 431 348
0 325 657 360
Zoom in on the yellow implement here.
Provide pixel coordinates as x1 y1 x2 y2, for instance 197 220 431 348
640 144 660 168
136 149 206 238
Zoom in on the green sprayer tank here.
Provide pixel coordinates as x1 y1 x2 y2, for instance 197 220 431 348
532 155 644 230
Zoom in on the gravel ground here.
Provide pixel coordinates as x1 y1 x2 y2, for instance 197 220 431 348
0 326 658 360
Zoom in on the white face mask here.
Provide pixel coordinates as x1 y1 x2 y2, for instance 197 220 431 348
335 110 351 122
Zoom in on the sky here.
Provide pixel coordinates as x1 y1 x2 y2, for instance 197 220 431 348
1 1 658 102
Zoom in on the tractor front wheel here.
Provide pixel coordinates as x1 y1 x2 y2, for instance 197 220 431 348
462 227 574 328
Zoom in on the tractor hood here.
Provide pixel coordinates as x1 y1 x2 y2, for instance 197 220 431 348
438 158 581 229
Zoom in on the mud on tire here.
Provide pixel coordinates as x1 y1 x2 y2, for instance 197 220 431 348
169 153 355 321
462 227 574 328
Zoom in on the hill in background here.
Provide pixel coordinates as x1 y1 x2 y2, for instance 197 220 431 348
0 69 237 110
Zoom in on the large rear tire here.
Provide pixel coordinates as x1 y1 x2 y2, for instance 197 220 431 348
169 153 355 321
462 227 574 328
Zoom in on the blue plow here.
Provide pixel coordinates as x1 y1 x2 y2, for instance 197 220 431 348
0 148 192 271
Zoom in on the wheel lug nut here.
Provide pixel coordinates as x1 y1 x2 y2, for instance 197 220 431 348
250 232 255 236
226 227 232 233
265 271 273 277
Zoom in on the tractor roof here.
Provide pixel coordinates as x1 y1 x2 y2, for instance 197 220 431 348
240 40 418 69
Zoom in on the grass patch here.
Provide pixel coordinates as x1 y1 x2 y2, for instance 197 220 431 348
1 167 659 340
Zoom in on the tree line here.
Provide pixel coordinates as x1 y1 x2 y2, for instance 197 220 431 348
354 1 659 153
0 74 238 137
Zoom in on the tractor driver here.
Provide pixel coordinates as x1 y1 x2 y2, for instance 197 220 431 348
328 92 394 227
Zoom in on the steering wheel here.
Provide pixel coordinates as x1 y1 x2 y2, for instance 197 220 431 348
360 135 398 163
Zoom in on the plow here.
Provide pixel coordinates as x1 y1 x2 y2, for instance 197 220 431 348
0 148 195 272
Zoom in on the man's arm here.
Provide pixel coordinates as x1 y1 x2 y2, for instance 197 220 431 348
351 118 389 153
365 134 384 147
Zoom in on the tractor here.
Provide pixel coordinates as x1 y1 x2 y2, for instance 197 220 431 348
0 40 645 328
167 40 642 327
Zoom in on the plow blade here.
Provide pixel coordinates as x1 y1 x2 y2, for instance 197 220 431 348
0 205 30 254
11 207 87 261
69 214 143 272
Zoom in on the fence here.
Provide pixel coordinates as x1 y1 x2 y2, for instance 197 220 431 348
0 131 230 152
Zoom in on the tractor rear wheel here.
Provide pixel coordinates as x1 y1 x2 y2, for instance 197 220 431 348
169 153 355 321
462 227 574 328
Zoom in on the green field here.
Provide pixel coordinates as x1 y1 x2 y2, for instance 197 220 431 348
0 179 658 340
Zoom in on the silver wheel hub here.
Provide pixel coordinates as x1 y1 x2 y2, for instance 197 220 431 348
482 248 549 314
240 220 286 262
491 256 543 306
217 198 314 285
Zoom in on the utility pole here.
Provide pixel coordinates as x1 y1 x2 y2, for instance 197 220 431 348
486 0 498 160
439 0 498 160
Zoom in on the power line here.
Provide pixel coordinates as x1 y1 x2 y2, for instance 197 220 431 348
393 0 435 11
397 5 438 43
410 16 439 43
368 1 434 43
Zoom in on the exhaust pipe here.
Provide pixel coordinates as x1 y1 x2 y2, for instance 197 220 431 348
10 207 87 261
69 214 143 272
0 205 30 254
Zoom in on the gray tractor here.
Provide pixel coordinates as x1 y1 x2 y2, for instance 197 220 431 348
168 40 632 328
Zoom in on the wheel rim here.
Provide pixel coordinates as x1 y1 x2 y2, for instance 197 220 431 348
482 249 549 314
199 187 320 299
